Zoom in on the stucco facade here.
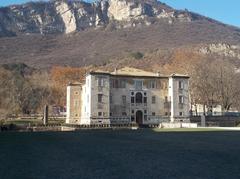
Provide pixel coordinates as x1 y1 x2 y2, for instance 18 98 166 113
66 67 190 125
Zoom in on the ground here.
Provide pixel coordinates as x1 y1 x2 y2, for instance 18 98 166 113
0 129 240 179
2 118 64 126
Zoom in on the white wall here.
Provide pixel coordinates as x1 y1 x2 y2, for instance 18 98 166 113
67 74 190 125
110 77 169 124
80 75 92 125
66 86 71 123
169 76 190 122
88 74 111 124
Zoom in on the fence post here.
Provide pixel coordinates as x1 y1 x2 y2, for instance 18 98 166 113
43 105 48 125
201 115 206 127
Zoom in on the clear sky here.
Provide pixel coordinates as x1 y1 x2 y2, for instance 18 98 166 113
0 0 239 27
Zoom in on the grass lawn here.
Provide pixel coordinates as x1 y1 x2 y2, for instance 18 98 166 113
153 128 227 132
0 129 240 179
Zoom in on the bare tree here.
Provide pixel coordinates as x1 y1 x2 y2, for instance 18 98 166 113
212 60 240 113
190 60 217 115
190 59 240 115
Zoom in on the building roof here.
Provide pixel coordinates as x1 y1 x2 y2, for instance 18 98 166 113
111 67 163 77
89 67 189 78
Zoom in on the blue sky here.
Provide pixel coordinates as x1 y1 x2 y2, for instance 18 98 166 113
1 0 239 27
161 0 240 27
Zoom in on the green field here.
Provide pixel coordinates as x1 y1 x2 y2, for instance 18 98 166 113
0 129 240 178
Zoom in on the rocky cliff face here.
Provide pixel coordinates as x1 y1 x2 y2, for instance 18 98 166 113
199 43 240 60
0 0 201 36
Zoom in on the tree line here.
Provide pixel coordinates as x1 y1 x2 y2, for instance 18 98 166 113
190 59 240 115
0 59 240 119
0 64 87 119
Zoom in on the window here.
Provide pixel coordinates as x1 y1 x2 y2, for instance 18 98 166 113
161 81 167 89
144 97 147 103
98 94 103 103
144 92 147 96
98 112 102 116
144 115 147 121
152 112 156 116
165 112 168 116
112 79 119 88
152 96 156 104
148 80 156 89
179 96 184 104
179 112 183 116
120 80 126 88
110 95 113 103
132 110 134 114
131 97 135 103
165 96 168 103
122 112 127 116
113 79 126 88
131 92 134 96
97 77 104 87
110 79 114 88
179 81 184 89
122 95 126 105
135 80 143 90
131 116 135 122
110 112 112 116
144 110 147 114
136 92 143 103
152 81 156 88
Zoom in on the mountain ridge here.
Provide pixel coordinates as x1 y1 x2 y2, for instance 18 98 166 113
1 0 238 36
0 0 240 69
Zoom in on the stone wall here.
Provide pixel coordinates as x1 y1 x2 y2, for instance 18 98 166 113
190 116 240 127
66 84 82 124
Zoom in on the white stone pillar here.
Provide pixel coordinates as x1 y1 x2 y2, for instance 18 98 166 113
66 86 71 124
169 77 175 122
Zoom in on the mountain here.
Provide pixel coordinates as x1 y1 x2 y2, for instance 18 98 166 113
0 0 240 68
0 0 205 36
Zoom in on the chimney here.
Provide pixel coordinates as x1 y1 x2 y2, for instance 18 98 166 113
114 68 118 74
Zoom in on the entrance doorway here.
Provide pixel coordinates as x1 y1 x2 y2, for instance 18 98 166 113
136 110 143 125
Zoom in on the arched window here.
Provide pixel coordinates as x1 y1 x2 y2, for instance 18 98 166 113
135 92 143 103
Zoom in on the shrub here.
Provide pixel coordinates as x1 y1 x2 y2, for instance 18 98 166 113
130 52 144 60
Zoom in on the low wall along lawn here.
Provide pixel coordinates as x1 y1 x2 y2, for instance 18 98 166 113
190 116 240 127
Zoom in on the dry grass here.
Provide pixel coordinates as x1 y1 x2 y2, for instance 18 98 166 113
0 19 240 69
